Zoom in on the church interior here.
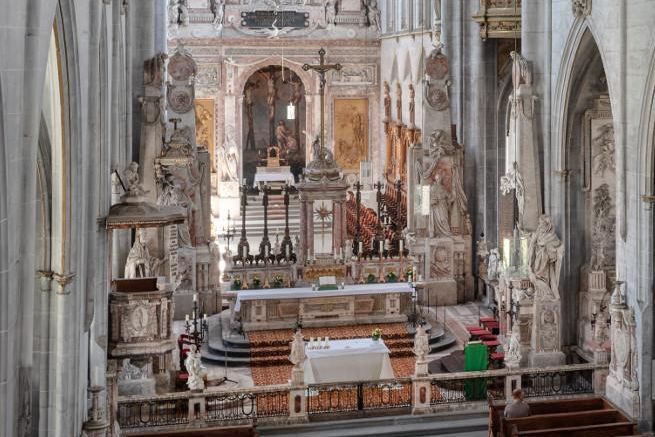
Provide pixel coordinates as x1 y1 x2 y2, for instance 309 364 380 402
3 1 655 436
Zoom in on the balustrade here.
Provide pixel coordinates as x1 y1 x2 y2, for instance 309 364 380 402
115 364 606 433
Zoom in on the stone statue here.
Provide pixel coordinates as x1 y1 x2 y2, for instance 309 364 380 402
510 51 531 88
168 0 189 26
505 323 521 367
429 175 452 238
363 0 381 32
408 83 415 126
383 81 391 121
122 162 147 197
184 344 207 391
527 215 563 300
289 330 306 370
487 248 500 280
324 0 337 25
124 229 162 278
413 324 430 363
209 0 225 30
218 127 239 182
395 81 402 122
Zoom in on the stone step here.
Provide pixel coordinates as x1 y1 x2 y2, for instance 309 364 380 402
257 412 489 437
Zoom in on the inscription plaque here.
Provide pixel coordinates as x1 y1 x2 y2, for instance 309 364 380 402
241 10 309 29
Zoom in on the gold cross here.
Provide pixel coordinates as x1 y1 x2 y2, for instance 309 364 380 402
302 48 342 157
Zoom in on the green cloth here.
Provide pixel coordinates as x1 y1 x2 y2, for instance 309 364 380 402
464 342 488 400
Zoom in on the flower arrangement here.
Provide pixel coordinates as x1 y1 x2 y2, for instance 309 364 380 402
252 275 261 289
371 327 382 341
232 276 242 291
366 273 377 284
272 274 284 288
385 271 398 283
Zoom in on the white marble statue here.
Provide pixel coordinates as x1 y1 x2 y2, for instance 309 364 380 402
218 128 239 182
324 0 337 25
124 229 162 278
122 162 147 197
289 330 306 370
527 215 563 300
429 176 453 238
210 0 225 30
185 344 207 391
364 0 381 32
510 51 532 88
487 248 500 280
413 325 430 363
505 323 521 367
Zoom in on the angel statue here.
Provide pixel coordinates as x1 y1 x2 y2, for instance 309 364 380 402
122 162 147 197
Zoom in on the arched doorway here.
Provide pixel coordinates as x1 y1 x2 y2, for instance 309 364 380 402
241 66 307 185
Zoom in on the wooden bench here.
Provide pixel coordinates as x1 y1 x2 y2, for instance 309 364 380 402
489 397 633 437
517 422 636 436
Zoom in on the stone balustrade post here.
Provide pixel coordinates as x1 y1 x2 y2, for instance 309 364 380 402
411 377 432 414
288 384 308 421
593 367 608 396
505 373 521 400
188 395 206 423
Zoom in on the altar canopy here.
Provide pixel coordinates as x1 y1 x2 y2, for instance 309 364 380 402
304 338 395 384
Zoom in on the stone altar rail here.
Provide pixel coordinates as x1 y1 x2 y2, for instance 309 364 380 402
114 363 609 434
234 283 413 331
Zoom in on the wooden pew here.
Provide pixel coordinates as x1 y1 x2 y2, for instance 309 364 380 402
504 409 623 434
517 422 636 436
488 397 624 437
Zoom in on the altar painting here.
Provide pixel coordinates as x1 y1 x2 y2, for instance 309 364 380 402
334 98 368 172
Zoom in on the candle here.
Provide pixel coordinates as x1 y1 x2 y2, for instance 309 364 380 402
204 313 207 320
192 310 196 320
242 246 247 259
358 241 363 254
379 241 384 253
185 314 189 322
193 293 197 302
265 246 269 257
286 245 290 258
399 239 404 254
93 367 101 386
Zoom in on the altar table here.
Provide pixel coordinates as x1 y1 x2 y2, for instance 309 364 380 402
253 166 295 187
304 338 395 384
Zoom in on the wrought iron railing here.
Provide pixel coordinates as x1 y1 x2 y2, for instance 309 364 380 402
307 378 412 415
430 375 505 405
117 395 189 429
521 367 594 398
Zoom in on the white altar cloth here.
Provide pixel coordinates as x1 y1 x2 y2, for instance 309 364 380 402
253 166 295 187
303 338 395 384
234 282 414 311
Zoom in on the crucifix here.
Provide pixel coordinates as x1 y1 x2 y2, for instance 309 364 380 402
302 48 342 158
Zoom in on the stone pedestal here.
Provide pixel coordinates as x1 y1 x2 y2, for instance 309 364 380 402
528 299 565 367
288 388 308 421
411 379 431 414
605 375 639 418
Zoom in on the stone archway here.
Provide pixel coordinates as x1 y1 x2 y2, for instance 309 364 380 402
238 65 308 185
555 28 618 352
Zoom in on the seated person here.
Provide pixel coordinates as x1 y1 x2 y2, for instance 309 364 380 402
504 388 530 418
